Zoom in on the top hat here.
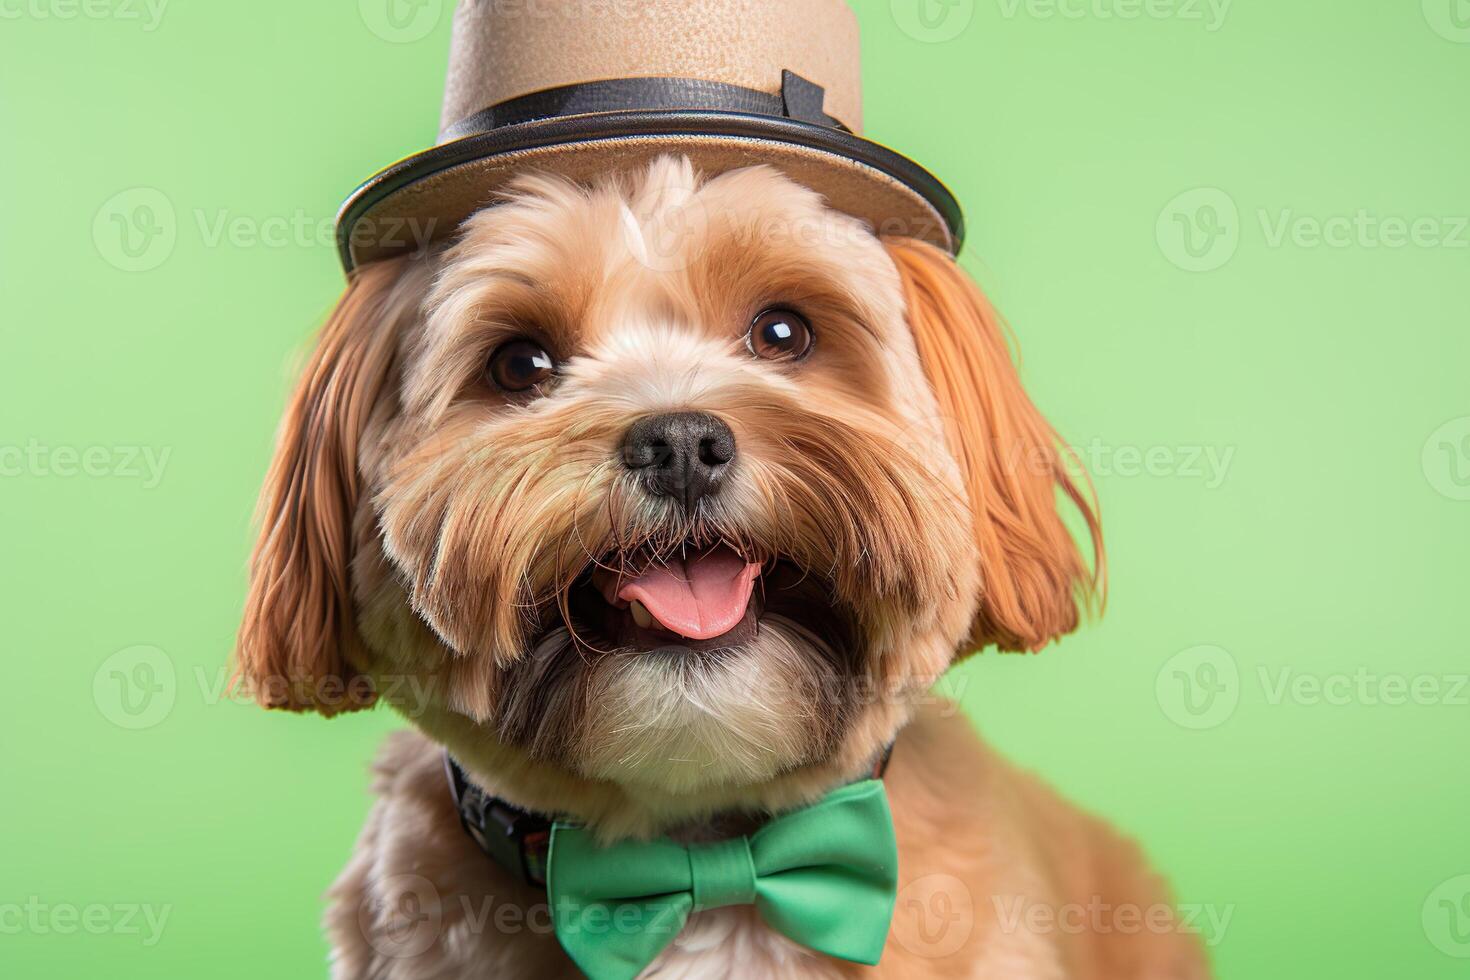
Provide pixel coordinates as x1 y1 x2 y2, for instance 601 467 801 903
335 0 964 273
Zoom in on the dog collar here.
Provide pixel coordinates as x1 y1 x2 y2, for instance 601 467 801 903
444 754 555 887
444 747 894 890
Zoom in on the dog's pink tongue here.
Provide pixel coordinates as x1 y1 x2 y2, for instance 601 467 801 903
618 546 761 641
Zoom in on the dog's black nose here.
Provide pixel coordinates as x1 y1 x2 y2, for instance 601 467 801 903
621 412 736 510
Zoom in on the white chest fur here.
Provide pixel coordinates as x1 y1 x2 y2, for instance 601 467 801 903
641 907 849 979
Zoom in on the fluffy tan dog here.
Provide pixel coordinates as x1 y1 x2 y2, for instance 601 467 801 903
235 157 1208 979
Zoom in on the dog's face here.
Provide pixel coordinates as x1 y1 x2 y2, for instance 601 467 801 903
237 158 1098 813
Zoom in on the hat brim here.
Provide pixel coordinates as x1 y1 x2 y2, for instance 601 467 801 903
336 110 964 273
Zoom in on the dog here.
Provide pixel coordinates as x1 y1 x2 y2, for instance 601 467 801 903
234 156 1208 979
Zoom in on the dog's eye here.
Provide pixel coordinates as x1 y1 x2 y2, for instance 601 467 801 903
487 339 557 392
746 309 814 361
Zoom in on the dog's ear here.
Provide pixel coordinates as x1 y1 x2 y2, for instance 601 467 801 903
885 238 1103 655
233 258 410 714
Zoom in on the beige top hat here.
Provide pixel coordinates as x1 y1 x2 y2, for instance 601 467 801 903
336 0 964 272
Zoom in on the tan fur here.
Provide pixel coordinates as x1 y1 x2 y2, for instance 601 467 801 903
234 258 429 714
887 240 1103 654
238 158 1207 977
329 706 1206 979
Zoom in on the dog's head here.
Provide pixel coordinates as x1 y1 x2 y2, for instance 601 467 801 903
235 158 1099 817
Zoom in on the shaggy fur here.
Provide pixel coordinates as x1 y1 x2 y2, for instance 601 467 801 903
236 157 1207 978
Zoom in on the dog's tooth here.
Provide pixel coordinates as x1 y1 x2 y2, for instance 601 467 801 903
630 600 654 629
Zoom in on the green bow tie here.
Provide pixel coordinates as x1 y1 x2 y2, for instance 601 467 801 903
546 778 898 980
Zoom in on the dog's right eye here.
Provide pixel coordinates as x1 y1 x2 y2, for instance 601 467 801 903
747 308 814 361
487 339 557 393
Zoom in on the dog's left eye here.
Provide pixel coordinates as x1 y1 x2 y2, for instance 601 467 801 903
487 339 557 392
746 309 814 361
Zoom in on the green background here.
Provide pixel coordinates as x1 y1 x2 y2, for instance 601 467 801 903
2 0 1467 976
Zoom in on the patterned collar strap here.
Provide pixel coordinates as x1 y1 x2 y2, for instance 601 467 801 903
444 745 895 890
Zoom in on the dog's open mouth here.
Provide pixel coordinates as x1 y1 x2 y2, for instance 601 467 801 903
587 543 762 651
554 542 853 657
496 540 865 766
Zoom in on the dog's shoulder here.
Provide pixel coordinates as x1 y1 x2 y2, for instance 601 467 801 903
323 729 579 980
882 701 1210 980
